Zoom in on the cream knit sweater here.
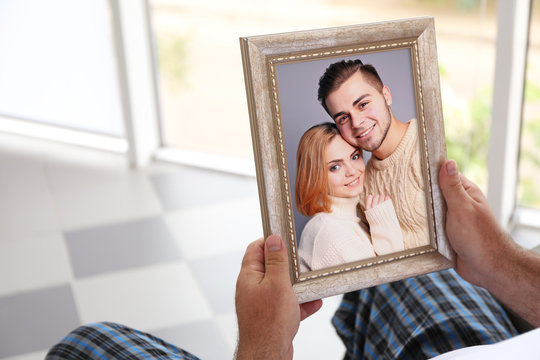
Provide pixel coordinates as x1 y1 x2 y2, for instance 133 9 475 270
298 196 404 272
360 118 430 249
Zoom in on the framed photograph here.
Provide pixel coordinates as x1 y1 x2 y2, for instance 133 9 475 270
240 17 454 303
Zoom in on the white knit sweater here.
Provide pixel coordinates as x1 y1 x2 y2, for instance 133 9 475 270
298 196 404 272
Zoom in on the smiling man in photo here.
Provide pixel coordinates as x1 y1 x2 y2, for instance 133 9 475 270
318 59 429 249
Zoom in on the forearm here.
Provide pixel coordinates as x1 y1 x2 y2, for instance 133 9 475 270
235 335 290 360
479 235 540 327
235 346 285 360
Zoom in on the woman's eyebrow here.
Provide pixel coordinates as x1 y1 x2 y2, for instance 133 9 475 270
327 159 343 165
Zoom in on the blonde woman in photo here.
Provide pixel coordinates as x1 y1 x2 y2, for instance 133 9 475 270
295 122 404 272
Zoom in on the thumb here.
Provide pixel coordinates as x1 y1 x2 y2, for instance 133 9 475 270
300 299 323 321
439 159 468 210
264 235 291 281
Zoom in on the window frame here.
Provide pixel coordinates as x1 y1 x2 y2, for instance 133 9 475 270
487 0 533 229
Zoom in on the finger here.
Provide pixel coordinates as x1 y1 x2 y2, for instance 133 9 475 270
374 194 381 207
438 159 470 210
459 173 488 204
300 299 323 321
385 195 390 202
239 238 265 280
263 235 291 281
366 194 373 209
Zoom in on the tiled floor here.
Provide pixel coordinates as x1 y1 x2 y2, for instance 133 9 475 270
0 133 345 360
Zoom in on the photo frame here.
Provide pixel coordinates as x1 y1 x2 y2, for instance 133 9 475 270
240 17 454 303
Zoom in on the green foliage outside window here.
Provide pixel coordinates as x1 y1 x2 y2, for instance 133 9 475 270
441 63 540 209
156 33 191 90
440 64 490 192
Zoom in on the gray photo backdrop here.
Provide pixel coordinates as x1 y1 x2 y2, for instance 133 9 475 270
275 48 417 241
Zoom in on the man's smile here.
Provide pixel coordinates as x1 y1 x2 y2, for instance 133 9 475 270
357 124 376 139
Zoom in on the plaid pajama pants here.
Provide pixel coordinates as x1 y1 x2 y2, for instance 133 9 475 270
46 322 200 360
332 269 518 359
46 270 517 359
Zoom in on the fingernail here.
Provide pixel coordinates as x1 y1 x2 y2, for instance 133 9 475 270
267 236 282 251
446 160 457 176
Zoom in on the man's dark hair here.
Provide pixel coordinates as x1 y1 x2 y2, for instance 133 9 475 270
317 59 384 114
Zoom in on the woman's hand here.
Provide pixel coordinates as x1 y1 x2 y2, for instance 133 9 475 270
365 194 390 210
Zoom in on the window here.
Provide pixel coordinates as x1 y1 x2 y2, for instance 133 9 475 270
517 0 540 210
149 0 497 188
0 0 124 145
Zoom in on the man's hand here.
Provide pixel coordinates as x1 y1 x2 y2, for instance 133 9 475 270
438 159 507 285
235 235 322 359
439 159 540 326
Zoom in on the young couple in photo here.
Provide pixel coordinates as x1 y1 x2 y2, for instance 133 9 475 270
296 59 430 272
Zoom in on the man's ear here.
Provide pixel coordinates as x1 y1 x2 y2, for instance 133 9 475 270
382 86 392 106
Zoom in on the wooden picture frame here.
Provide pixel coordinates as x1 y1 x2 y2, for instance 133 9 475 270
240 17 454 303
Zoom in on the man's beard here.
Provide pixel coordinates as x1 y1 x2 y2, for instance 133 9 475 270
360 107 392 152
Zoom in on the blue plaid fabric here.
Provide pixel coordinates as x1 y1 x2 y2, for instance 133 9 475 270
332 269 519 359
46 270 518 359
46 322 200 360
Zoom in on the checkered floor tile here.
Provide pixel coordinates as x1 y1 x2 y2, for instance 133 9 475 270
0 133 345 360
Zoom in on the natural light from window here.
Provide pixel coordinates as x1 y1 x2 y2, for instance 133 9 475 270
0 0 123 137
149 0 497 193
518 0 540 210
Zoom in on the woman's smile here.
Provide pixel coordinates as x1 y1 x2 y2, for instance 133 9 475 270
345 177 361 187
